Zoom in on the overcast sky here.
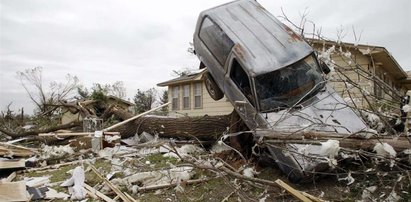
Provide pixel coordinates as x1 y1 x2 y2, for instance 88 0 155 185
1 0 410 114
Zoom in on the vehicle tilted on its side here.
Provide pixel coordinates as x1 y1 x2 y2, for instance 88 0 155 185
193 0 367 182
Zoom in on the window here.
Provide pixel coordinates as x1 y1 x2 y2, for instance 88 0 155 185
172 86 179 110
183 85 190 109
199 17 234 65
374 71 383 99
230 59 254 105
194 83 202 108
255 55 324 111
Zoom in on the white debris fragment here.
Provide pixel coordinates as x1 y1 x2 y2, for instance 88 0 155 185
343 51 352 58
210 141 232 153
259 194 269 202
45 188 70 200
366 112 381 126
361 186 377 201
104 135 121 143
338 172 355 185
242 167 258 178
61 166 86 200
40 145 74 159
98 145 138 159
319 140 340 159
163 144 204 159
124 166 194 187
373 143 396 158
402 104 411 113
385 191 401 202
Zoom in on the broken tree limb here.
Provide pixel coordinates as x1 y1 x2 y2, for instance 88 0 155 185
38 103 170 137
38 131 120 137
260 131 411 151
0 121 81 138
104 102 171 132
137 177 213 192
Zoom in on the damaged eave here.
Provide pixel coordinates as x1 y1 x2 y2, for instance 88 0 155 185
157 69 206 87
365 47 408 80
308 39 407 80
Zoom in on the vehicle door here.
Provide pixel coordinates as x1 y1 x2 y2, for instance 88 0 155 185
224 55 259 129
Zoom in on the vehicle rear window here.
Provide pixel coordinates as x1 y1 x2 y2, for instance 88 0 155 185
199 17 234 65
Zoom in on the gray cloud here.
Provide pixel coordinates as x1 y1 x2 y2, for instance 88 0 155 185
1 0 410 114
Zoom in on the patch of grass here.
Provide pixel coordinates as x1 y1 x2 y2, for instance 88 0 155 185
144 153 179 168
23 164 77 183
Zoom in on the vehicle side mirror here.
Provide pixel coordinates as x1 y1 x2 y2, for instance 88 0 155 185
319 61 331 74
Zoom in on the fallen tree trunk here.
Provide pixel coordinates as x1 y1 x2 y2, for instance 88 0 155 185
112 109 232 140
261 131 411 152
0 121 81 138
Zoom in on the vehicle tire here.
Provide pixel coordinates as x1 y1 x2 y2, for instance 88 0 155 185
204 72 224 101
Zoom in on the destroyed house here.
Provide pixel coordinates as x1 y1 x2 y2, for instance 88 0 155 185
157 69 233 117
308 39 411 108
61 95 135 124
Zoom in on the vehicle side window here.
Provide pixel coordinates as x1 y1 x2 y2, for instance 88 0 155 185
230 59 254 105
199 17 234 65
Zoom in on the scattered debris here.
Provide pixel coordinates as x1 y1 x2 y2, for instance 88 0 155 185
61 166 86 200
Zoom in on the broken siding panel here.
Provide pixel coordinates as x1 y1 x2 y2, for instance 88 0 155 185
61 111 81 125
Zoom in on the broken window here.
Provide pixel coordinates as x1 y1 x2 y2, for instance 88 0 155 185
255 54 324 112
194 83 202 108
183 85 191 109
172 86 180 110
199 17 234 65
230 59 254 105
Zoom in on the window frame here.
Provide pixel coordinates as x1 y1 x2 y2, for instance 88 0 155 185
172 86 180 110
183 84 191 110
194 82 203 109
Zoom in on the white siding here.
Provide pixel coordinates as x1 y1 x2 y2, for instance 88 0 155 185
168 82 233 117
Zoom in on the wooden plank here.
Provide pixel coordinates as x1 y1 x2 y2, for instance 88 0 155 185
89 164 132 202
301 192 326 202
0 182 30 201
0 159 25 169
0 143 36 157
83 183 115 202
275 179 312 202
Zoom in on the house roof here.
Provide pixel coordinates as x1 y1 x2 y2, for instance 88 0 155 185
66 95 134 107
308 39 408 82
157 69 206 86
106 95 134 106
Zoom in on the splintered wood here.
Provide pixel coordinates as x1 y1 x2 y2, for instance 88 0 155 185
0 142 36 157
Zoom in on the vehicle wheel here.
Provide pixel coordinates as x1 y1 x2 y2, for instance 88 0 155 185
204 72 224 101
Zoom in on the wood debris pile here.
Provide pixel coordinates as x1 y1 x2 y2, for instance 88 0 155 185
0 103 410 201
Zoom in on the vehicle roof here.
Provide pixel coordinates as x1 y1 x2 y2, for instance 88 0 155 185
199 0 313 76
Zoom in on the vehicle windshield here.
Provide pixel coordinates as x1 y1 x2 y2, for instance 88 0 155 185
255 54 324 112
